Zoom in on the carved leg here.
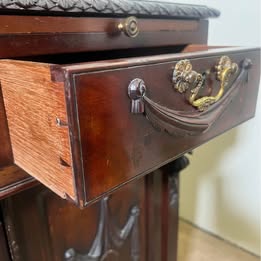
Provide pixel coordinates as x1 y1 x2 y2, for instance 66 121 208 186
165 156 189 261
146 156 189 261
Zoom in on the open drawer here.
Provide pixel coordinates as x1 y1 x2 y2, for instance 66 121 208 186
0 45 260 207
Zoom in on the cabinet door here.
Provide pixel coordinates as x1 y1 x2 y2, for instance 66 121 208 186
1 179 146 261
1 157 188 261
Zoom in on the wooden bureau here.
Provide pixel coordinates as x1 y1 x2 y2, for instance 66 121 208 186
0 1 260 260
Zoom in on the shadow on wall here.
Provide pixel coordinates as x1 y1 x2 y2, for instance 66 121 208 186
179 127 260 257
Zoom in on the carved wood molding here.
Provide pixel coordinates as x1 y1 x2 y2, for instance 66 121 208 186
163 156 190 208
0 0 220 19
64 197 140 261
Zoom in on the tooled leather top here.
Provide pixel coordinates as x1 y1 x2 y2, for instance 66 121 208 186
0 0 220 19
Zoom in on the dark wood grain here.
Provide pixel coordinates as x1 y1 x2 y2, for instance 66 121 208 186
1 157 189 261
0 16 201 34
2 7 256 261
143 57 252 135
57 47 259 75
62 47 260 205
145 156 189 261
0 222 10 261
145 171 162 261
0 16 208 58
1 46 259 206
164 156 190 261
0 165 36 200
2 179 146 261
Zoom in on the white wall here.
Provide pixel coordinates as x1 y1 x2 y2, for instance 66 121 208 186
174 0 261 256
149 0 261 254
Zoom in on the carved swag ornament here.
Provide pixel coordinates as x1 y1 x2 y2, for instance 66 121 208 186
64 197 140 261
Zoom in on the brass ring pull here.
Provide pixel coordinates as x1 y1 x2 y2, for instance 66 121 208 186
118 16 139 38
172 56 239 111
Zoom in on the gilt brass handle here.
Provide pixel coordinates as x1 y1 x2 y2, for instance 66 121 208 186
128 58 252 136
172 56 239 111
118 16 139 38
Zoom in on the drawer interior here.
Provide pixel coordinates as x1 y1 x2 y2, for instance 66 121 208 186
15 45 224 65
0 45 260 206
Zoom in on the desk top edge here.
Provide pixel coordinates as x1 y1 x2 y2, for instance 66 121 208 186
0 0 220 19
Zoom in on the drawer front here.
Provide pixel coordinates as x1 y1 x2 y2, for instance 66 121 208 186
0 15 208 59
66 47 260 205
0 46 260 206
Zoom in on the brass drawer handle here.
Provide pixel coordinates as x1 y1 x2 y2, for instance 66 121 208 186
118 16 139 38
128 58 252 135
172 56 239 111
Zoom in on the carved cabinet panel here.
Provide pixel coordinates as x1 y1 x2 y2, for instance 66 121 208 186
1 157 187 261
1 180 146 261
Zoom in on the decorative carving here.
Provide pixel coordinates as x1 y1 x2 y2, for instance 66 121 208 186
128 58 252 136
0 0 220 19
64 197 140 261
167 156 190 207
173 56 239 111
169 174 178 208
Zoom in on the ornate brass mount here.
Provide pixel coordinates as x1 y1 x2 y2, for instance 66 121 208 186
118 16 139 38
172 56 239 111
128 58 252 136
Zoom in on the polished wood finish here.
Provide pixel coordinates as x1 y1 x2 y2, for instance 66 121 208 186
0 46 259 206
165 157 190 261
145 157 189 261
0 166 36 200
0 16 208 58
2 157 188 261
0 16 201 34
2 181 147 261
0 61 75 201
0 222 10 261
2 5 257 261
62 46 260 205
